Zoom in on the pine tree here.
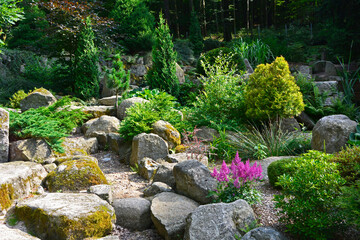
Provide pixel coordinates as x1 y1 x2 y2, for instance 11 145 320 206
73 17 99 100
189 11 203 57
146 13 179 97
106 54 130 108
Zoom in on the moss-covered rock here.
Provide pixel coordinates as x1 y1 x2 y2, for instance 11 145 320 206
0 161 47 211
152 120 181 149
20 88 57 112
45 159 108 192
14 193 115 240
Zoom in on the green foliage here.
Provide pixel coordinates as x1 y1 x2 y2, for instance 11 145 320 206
127 88 161 101
267 158 297 188
229 38 274 68
173 39 195 65
274 150 346 239
329 145 360 184
0 0 24 48
118 92 182 141
9 89 28 108
73 17 99 100
349 124 360 146
210 128 237 162
231 120 311 160
146 13 179 97
203 38 222 51
9 96 89 152
106 53 130 107
191 52 246 127
111 0 154 52
177 78 201 107
244 57 304 121
188 11 203 57
337 180 360 228
196 47 245 76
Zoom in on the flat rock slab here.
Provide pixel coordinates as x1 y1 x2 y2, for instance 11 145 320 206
151 192 199 240
0 161 47 211
0 224 40 240
14 193 115 240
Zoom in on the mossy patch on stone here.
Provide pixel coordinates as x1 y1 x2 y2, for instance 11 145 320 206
164 124 181 146
15 205 113 240
0 183 14 210
175 144 188 153
45 160 108 192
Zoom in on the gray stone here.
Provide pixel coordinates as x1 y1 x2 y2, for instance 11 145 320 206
81 118 97 134
241 227 289 240
130 64 147 77
167 153 208 166
54 155 98 165
280 118 301 133
311 114 357 153
0 224 40 240
176 63 185 84
153 162 176 188
295 112 315 130
61 136 98 155
194 126 219 143
144 182 173 197
20 89 56 112
325 61 337 76
85 115 121 137
113 198 152 231
139 157 161 180
43 163 57 172
314 81 338 94
184 200 256 240
99 96 117 106
0 161 47 211
88 184 112 203
244 58 254 73
298 65 312 76
14 193 115 240
0 108 9 163
97 236 119 240
9 139 52 163
173 160 217 204
151 192 199 240
152 120 181 149
117 97 149 120
101 75 116 98
93 132 108 149
108 134 132 164
64 105 116 118
130 133 169 167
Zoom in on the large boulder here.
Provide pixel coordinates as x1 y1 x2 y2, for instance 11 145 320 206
0 161 47 212
152 120 181 149
45 159 108 192
130 133 168 167
280 118 301 133
9 139 52 163
0 224 40 240
85 115 121 137
173 160 217 204
14 193 115 240
107 133 132 164
20 88 56 112
117 97 149 120
241 227 289 240
167 153 208 166
0 108 9 163
113 198 152 231
60 136 98 156
153 162 176 188
193 126 219 143
98 96 117 106
151 192 199 240
184 200 256 240
311 115 357 153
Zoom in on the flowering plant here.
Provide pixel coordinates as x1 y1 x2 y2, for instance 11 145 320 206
209 151 263 204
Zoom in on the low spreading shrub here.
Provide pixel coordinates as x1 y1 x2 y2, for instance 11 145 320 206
267 157 297 188
274 150 345 239
337 180 360 228
8 90 28 108
209 152 263 205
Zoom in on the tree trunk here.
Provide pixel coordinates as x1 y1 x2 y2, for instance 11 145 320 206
222 0 232 41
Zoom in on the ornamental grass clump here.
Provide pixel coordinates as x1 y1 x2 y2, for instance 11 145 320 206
209 152 263 205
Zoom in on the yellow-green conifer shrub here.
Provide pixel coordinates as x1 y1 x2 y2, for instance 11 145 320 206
244 56 304 121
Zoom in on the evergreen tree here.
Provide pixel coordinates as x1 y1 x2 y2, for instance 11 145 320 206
73 17 99 100
189 11 203 57
106 54 130 108
146 13 179 97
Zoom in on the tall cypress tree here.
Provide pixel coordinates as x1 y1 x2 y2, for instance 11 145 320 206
73 17 99 100
146 13 179 97
189 11 203 57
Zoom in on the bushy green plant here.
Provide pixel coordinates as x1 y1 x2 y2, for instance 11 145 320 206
210 128 237 163
203 38 222 51
118 92 182 140
191 52 246 127
106 53 130 108
349 124 360 146
146 13 179 97
189 11 203 57
329 145 360 184
229 38 274 68
337 180 360 228
73 17 99 100
196 47 245 75
274 150 345 239
178 78 201 106
267 157 297 188
173 39 195 65
8 89 28 108
9 96 89 152
231 120 310 160
244 57 304 121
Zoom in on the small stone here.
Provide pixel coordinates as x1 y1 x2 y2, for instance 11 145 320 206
139 157 161 180
43 163 57 172
144 182 173 197
88 184 112 203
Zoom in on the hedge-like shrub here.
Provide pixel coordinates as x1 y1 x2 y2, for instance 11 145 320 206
244 56 304 121
267 157 297 188
330 145 360 184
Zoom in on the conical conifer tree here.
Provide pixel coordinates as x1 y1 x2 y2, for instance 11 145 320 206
146 13 179 97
